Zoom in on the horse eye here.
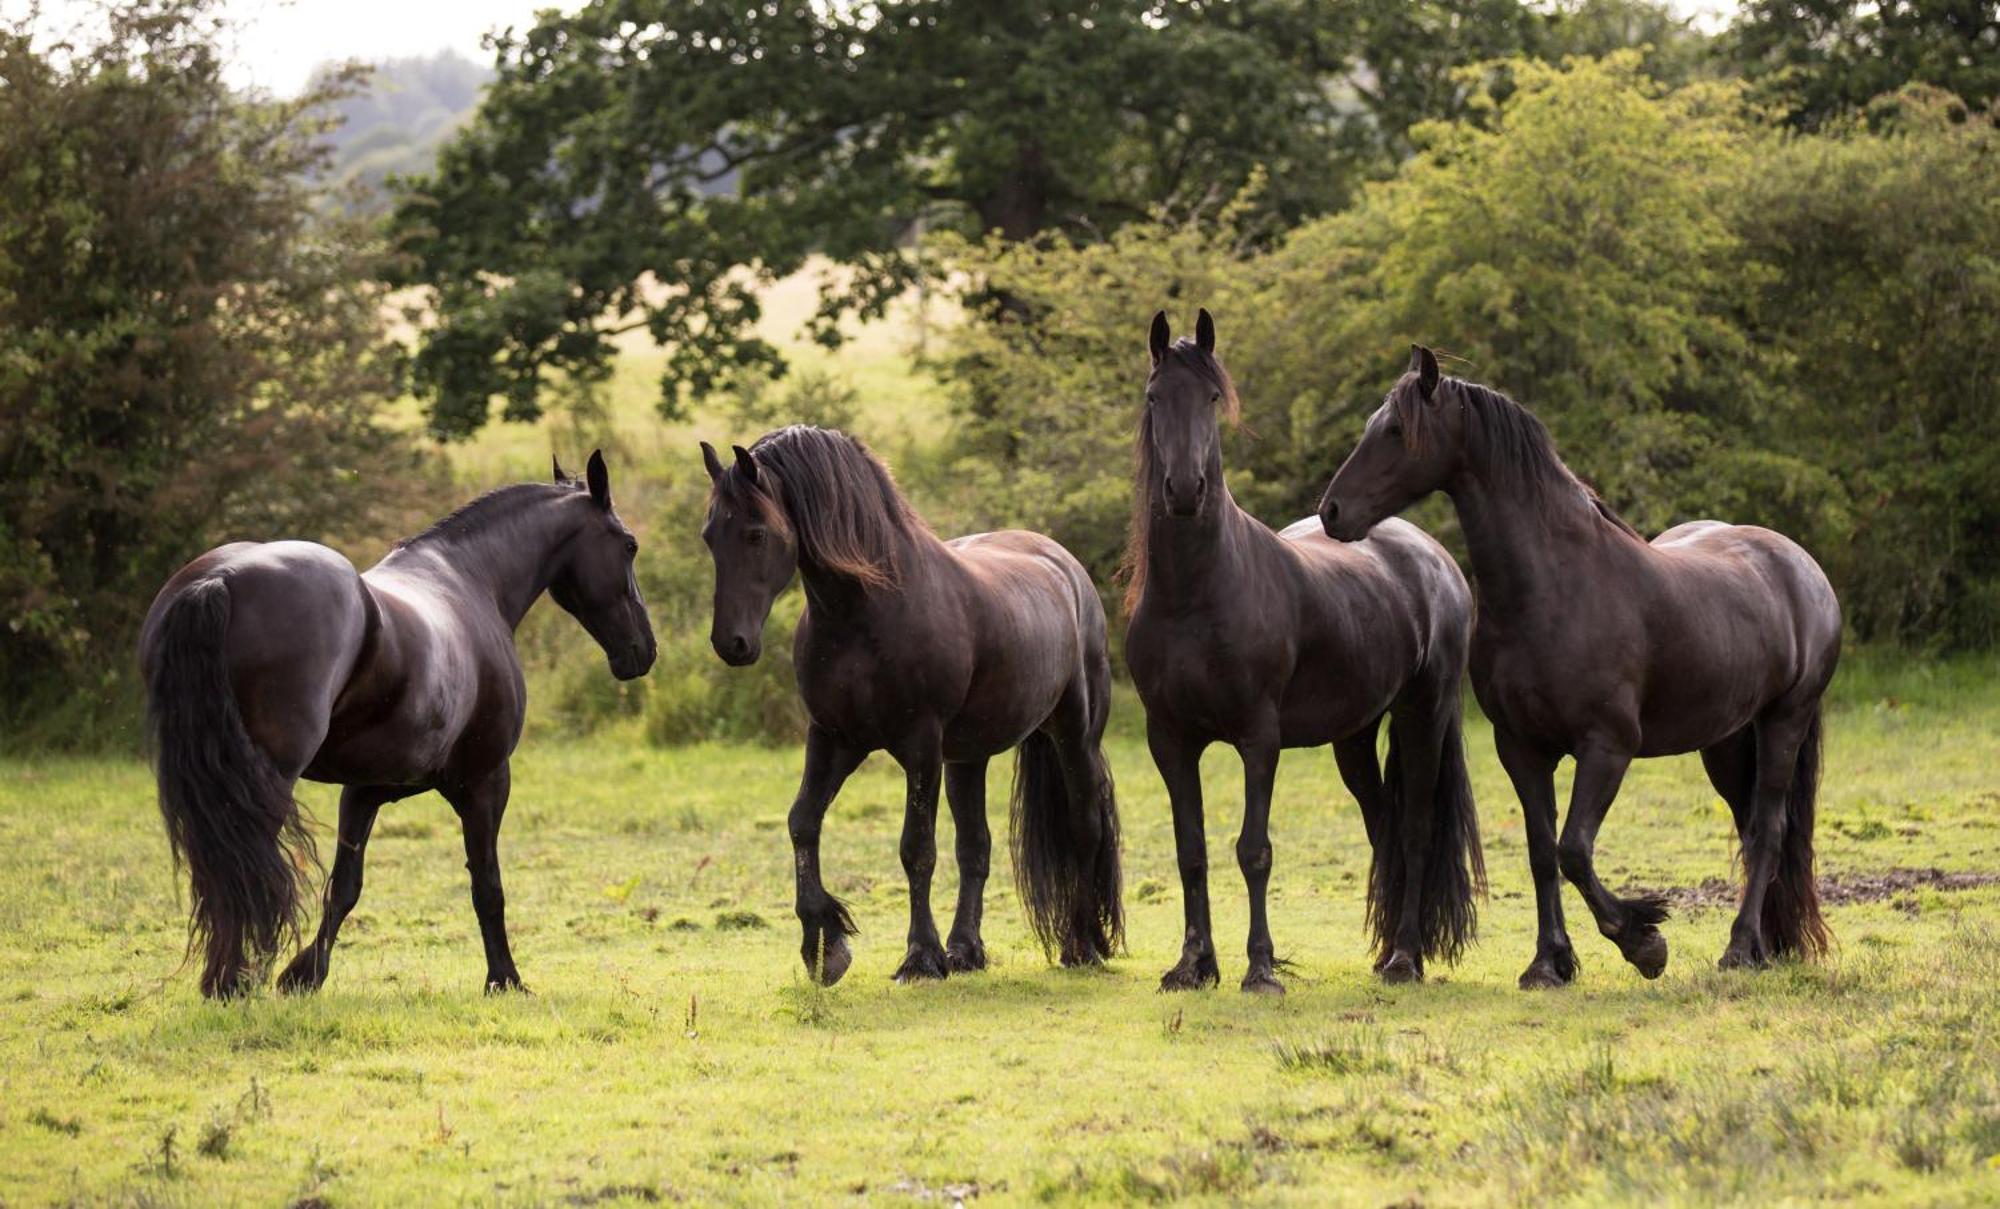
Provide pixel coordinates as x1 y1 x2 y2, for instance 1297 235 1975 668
746 529 766 547
1210 391 1220 405
624 537 639 555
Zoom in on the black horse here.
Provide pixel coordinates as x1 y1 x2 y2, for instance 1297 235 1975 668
1125 311 1484 992
700 426 1122 985
1320 347 1841 985
140 453 654 998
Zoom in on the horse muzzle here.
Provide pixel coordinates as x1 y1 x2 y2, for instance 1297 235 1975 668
712 632 761 667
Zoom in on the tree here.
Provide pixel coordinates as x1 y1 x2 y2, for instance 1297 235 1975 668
1728 0 2000 129
1733 87 2000 643
388 0 1365 440
0 0 428 736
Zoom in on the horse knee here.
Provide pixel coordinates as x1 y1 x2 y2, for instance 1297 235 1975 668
787 802 820 849
899 836 936 880
1235 836 1271 875
1556 836 1594 885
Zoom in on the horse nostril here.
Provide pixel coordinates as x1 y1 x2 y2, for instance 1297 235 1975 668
729 635 749 658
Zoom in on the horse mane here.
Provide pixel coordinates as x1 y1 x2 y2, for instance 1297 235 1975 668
395 482 579 550
1393 372 1642 541
727 424 929 590
1120 338 1242 614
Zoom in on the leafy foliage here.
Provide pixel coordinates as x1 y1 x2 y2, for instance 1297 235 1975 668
1727 0 2000 129
0 1 431 734
390 0 1352 440
940 55 2000 645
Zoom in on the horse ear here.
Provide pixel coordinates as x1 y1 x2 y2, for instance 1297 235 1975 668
1410 344 1440 400
731 444 760 485
700 440 724 482
1196 308 1216 354
585 449 611 510
552 454 569 484
1149 310 1170 365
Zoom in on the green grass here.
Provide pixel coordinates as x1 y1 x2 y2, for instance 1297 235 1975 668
3 660 1998 1206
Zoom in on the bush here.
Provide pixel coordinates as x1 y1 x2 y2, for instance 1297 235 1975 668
938 55 2000 648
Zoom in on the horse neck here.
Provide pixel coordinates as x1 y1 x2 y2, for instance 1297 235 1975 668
1446 460 1621 622
1141 454 1251 607
399 495 579 629
790 505 936 626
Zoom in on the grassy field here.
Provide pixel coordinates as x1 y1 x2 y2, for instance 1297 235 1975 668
2 655 1998 1206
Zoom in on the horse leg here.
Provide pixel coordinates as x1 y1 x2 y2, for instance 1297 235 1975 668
276 784 390 993
891 726 949 982
443 763 522 993
1332 719 1392 972
1700 726 1756 837
1377 706 1443 985
1720 705 1816 970
943 758 991 972
790 723 868 985
1557 743 1670 979
1152 720 1219 990
1235 727 1284 995
1493 727 1576 988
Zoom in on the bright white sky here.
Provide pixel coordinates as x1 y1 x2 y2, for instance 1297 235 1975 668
11 0 1741 98
9 0 560 95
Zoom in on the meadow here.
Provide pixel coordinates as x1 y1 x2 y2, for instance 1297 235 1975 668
3 654 1998 1206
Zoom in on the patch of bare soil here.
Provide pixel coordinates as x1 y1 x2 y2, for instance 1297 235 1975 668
1630 867 2000 914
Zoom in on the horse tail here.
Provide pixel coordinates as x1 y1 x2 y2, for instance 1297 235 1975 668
1010 731 1124 965
1368 709 1487 967
1766 704 1830 960
144 577 314 999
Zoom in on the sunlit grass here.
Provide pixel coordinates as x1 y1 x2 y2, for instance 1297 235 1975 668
3 661 1997 1204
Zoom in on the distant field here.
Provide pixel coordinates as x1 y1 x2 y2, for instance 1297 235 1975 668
3 656 1997 1205
416 260 959 490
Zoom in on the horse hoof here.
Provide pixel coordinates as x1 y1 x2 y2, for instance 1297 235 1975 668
945 940 987 973
274 958 321 996
1717 945 1765 972
1518 961 1573 990
807 935 853 986
484 975 526 995
1159 956 1220 992
1622 928 1669 979
1378 953 1424 985
1241 970 1285 996
892 945 949 983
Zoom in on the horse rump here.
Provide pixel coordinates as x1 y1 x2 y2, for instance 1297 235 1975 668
143 577 315 998
1010 731 1123 965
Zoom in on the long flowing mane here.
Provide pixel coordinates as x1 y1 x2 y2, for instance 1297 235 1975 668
1393 372 1641 540
727 424 930 589
1120 340 1242 612
1120 340 1241 614
395 482 579 551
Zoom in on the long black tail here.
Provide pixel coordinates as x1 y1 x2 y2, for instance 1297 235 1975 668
144 578 314 999
1010 731 1123 964
1367 711 1487 966
1766 706 1830 960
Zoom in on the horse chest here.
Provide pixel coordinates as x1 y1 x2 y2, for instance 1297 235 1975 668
1128 614 1279 736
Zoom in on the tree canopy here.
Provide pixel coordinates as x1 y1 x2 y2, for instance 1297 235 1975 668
0 0 427 731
